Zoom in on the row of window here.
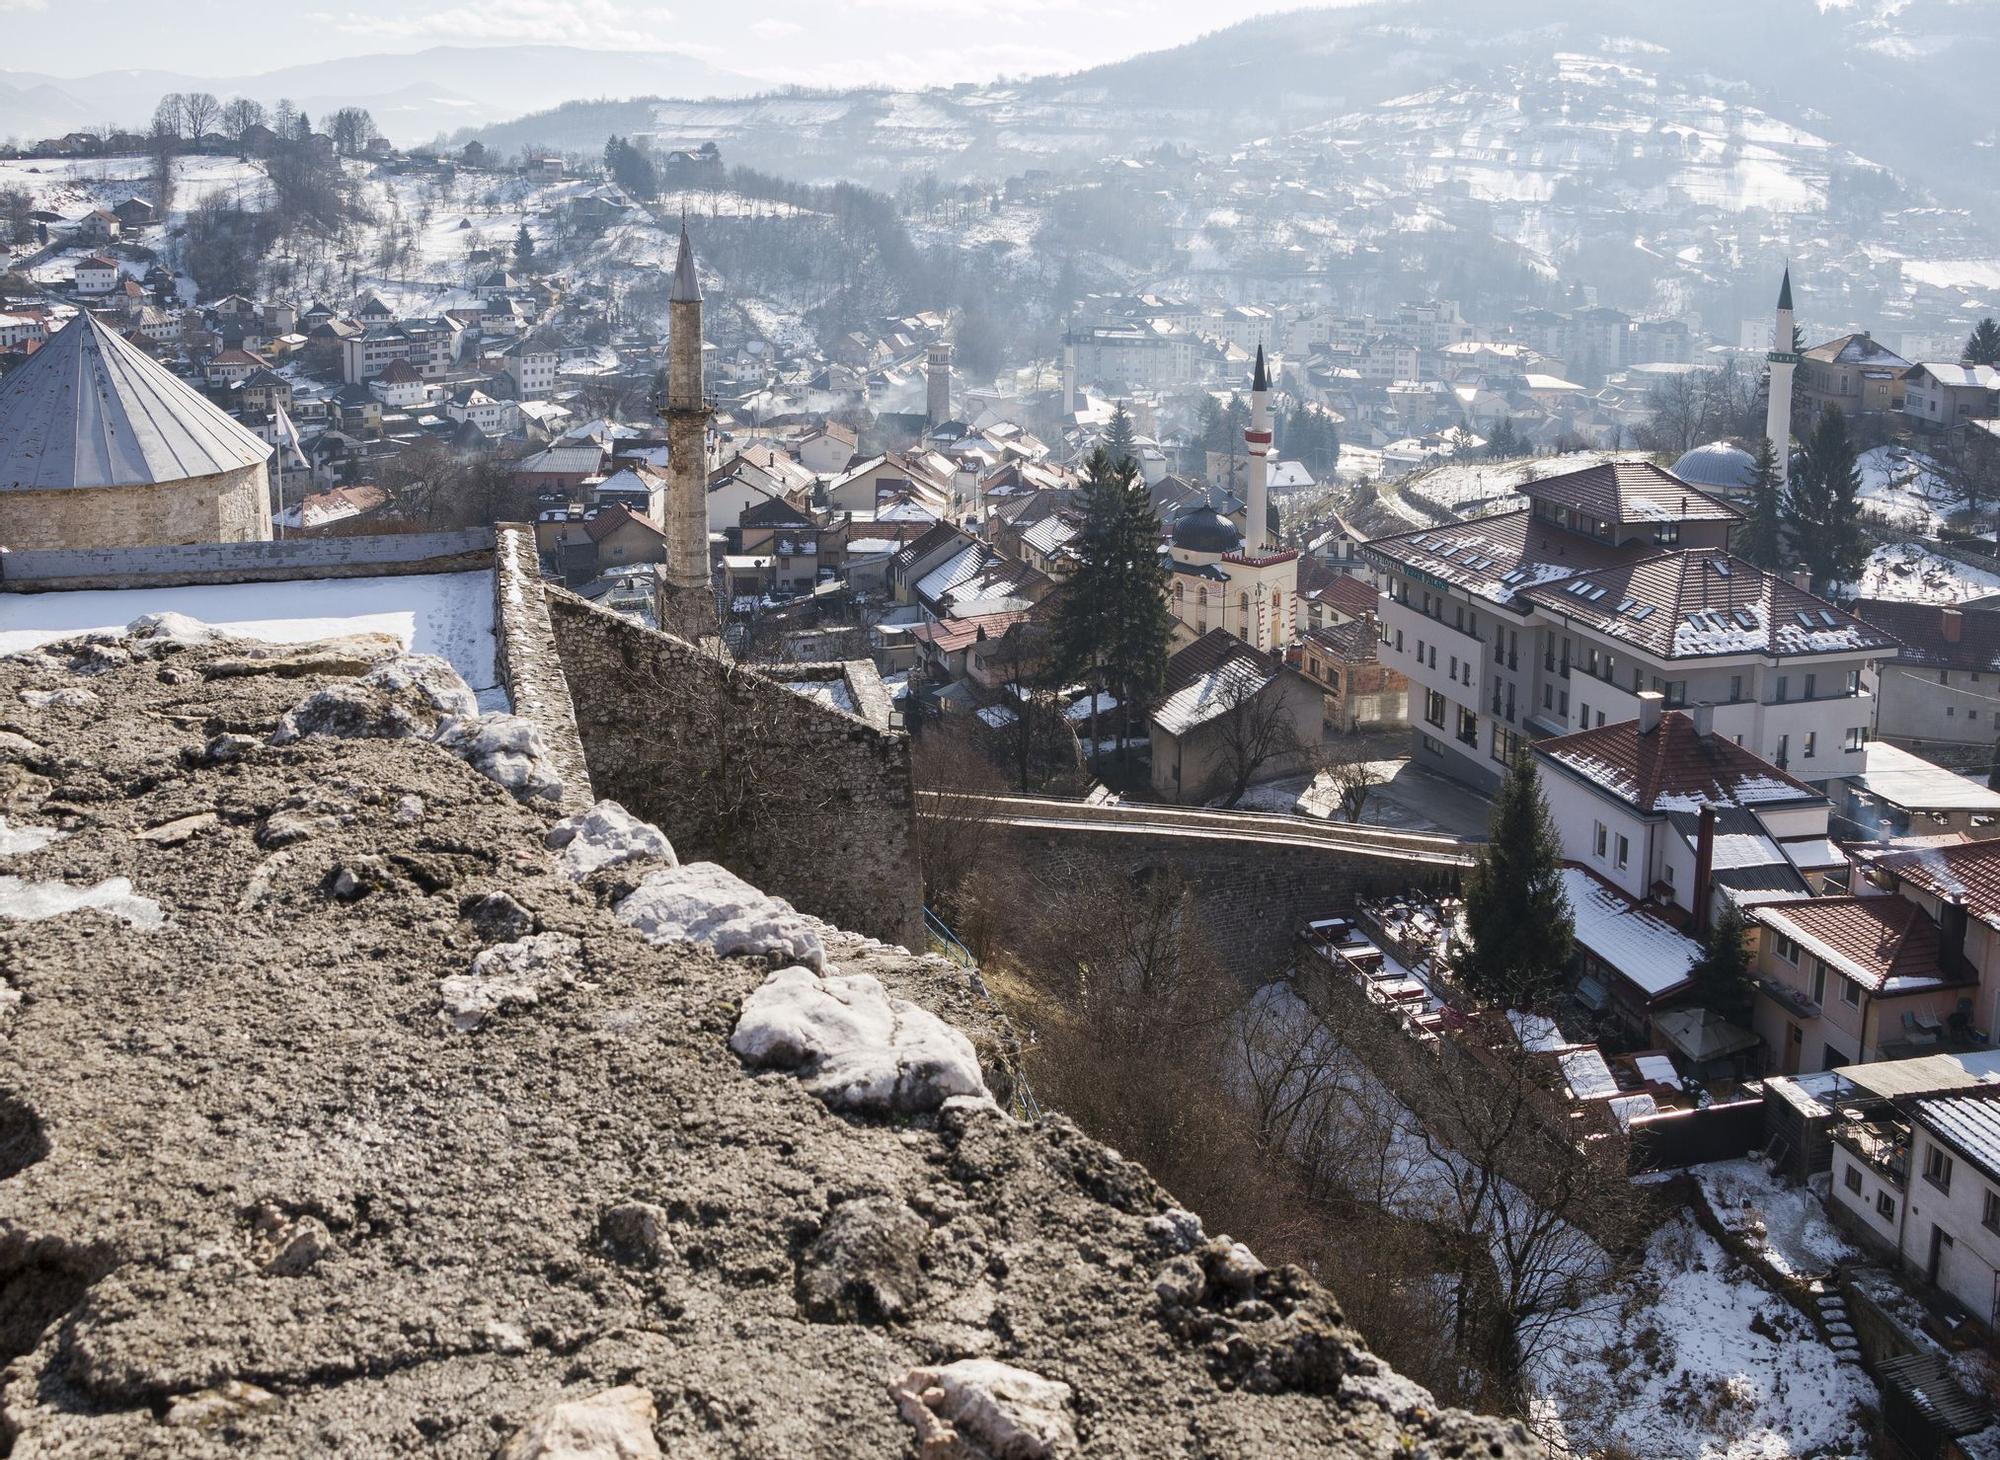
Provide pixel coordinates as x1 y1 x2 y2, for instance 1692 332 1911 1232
1840 1162 1899 1223
1772 936 1865 1010
1590 820 1631 872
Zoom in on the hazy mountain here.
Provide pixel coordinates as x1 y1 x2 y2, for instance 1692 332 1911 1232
465 1 1999 221
0 46 755 145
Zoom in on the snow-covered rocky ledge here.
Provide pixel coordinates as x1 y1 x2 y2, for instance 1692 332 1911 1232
0 616 1540 1459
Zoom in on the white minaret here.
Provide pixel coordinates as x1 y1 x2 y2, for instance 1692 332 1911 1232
1764 267 1797 490
1244 344 1272 554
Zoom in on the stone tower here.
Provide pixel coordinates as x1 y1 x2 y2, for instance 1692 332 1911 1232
1244 344 1273 554
1765 267 1797 490
926 341 952 429
661 222 714 639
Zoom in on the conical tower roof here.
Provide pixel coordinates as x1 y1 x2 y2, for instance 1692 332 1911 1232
0 313 271 492
1252 343 1268 392
670 223 702 304
1777 267 1793 312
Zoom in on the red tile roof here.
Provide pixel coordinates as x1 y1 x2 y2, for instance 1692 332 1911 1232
1875 839 2000 929
1535 710 1821 813
1520 459 1741 526
1522 548 1899 661
1750 896 1947 994
1850 598 1993 672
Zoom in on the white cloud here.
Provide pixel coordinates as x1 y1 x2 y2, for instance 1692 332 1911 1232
330 0 674 48
749 17 802 37
0 0 50 11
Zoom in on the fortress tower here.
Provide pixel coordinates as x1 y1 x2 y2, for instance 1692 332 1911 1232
661 223 714 639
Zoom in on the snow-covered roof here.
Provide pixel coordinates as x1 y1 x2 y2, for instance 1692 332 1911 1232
1560 866 1700 999
1153 656 1275 737
1855 741 2000 813
1558 1047 1619 1101
0 313 272 491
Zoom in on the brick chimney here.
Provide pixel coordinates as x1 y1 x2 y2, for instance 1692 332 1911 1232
1691 701 1715 739
1790 564 1811 592
1943 607 1964 644
1692 802 1717 933
1637 690 1664 735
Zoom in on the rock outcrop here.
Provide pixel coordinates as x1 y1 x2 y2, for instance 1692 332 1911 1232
0 621 1538 1457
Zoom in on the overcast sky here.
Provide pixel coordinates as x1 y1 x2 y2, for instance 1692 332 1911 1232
0 0 1299 86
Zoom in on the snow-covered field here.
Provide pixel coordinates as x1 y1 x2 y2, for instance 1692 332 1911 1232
1396 450 1655 512
1694 1159 1860 1281
1856 445 1963 534
0 572 501 707
1528 1212 1874 1459
1851 541 2000 604
0 153 267 222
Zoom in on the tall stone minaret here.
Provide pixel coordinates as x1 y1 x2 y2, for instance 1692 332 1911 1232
1765 267 1798 490
926 341 952 429
662 222 713 639
1244 344 1273 555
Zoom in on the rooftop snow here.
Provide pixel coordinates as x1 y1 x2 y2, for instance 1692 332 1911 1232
1559 867 1700 999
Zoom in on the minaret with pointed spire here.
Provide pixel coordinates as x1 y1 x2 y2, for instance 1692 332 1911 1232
1244 344 1273 555
1764 267 1797 491
661 222 713 638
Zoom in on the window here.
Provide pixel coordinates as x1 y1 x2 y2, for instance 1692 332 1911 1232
1394 628 1403 651
1878 1191 1896 1221
1986 1190 2000 1236
1450 654 1459 680
1775 676 1788 703
1803 731 1817 760
1729 675 1743 703
1925 1144 1955 1194
1810 960 1827 1006
1844 1165 1863 1195
1844 726 1866 753
1594 822 1608 858
1615 835 1630 871
1424 689 1446 728
1841 977 1860 1008
1580 701 1590 727
1846 670 1861 695
1804 673 1816 700
1544 684 1554 710
1596 710 1606 727
1663 862 1675 889
1775 734 1790 766
1457 707 1479 747
1774 933 1800 965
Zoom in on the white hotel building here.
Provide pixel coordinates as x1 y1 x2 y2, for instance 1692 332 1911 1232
1362 461 1899 793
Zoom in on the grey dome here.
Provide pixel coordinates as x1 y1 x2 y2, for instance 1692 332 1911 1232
1671 440 1758 492
1173 502 1242 553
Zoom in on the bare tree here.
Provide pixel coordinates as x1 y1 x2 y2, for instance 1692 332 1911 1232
220 97 266 142
180 91 221 143
1323 748 1385 823
1200 664 1312 807
151 95 186 142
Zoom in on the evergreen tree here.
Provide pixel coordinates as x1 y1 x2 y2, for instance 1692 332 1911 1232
1486 418 1520 459
1740 434 1785 570
1196 395 1227 455
1688 902 1755 1022
1456 747 1574 1010
1049 448 1173 769
1106 403 1137 468
1784 404 1866 593
513 222 535 264
1968 318 2000 368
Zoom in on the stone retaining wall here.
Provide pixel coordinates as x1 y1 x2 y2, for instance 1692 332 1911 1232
492 525 594 814
545 587 923 948
0 529 495 592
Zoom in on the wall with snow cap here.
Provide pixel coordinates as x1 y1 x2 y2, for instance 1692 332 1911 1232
544 586 922 949
0 528 494 592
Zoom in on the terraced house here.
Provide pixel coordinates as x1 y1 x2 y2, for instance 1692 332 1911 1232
1363 461 1897 791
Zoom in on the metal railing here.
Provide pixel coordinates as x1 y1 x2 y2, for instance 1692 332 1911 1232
924 905 1042 1123
917 790 1477 867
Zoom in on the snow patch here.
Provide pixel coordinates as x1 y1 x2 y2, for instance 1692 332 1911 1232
0 875 165 929
433 714 564 805
616 862 825 970
0 818 62 857
730 964 990 1113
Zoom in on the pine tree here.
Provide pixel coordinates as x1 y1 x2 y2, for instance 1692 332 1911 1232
1106 403 1137 468
1740 434 1785 570
1456 747 1575 1010
514 223 534 263
1486 418 1520 459
1968 318 2000 368
1688 902 1755 1021
1784 404 1866 593
1049 448 1172 770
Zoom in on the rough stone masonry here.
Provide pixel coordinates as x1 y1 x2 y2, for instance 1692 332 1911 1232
0 618 1537 1458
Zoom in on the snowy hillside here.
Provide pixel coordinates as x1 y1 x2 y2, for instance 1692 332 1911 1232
1850 542 2000 605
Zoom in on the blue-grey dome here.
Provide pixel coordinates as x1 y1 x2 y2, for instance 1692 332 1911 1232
1672 440 1758 492
1172 503 1243 553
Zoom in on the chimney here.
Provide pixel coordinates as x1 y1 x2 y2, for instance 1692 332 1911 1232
1692 802 1717 933
1691 701 1715 739
1943 607 1964 644
1637 690 1664 735
1789 564 1811 592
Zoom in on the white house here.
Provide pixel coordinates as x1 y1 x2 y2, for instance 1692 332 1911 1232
74 257 119 295
1903 363 2000 432
445 387 518 435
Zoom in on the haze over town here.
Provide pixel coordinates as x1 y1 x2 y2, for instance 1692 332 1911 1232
4 3 2000 1458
